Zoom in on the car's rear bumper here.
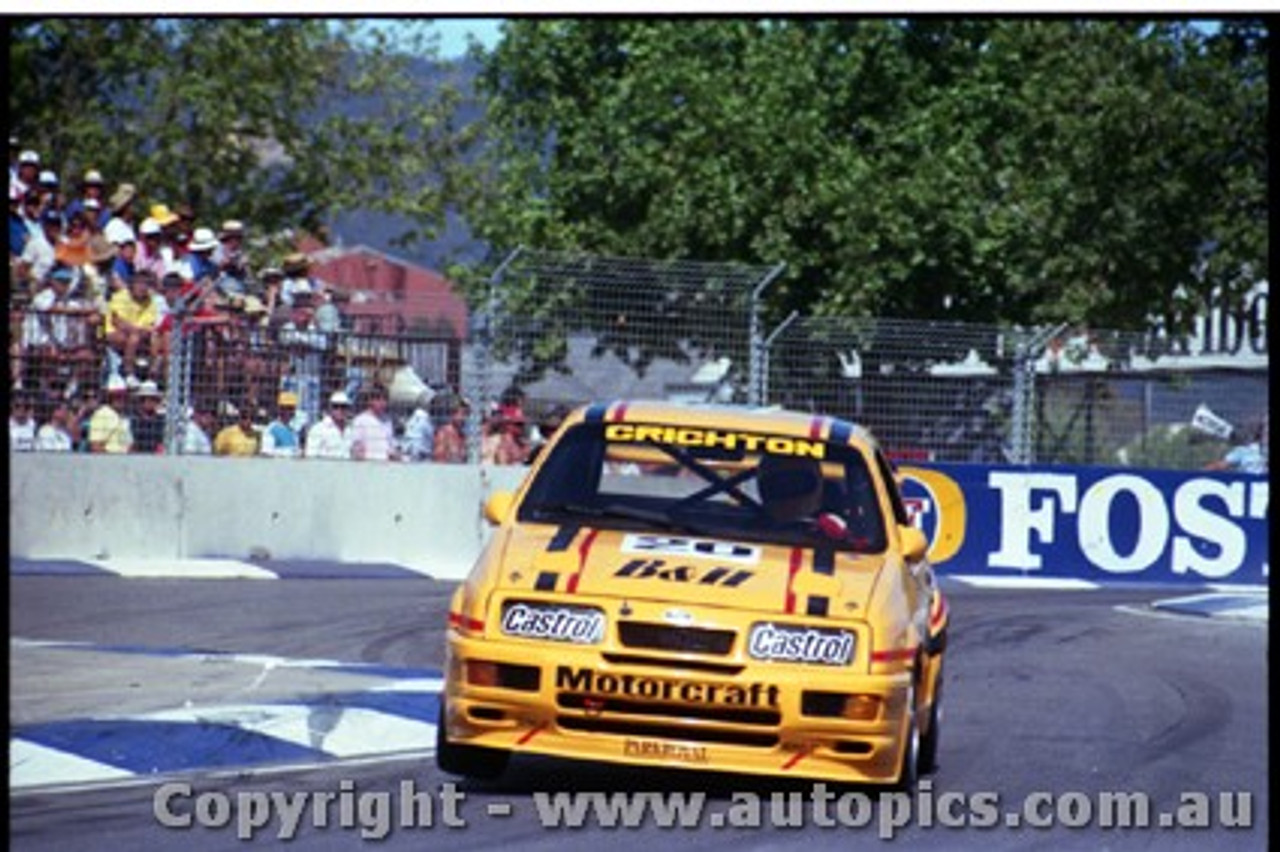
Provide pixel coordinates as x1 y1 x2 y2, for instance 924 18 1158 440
443 632 916 784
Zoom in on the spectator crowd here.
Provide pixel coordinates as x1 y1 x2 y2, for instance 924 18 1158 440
8 139 563 463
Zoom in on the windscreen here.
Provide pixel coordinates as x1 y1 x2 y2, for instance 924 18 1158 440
518 421 889 553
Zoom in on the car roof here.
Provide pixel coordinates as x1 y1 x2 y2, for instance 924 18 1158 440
562 399 881 450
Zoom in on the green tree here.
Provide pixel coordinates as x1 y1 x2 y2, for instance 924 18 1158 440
467 19 1268 333
9 18 482 267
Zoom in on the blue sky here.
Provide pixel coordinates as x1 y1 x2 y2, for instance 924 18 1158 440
400 17 1224 59
429 18 504 57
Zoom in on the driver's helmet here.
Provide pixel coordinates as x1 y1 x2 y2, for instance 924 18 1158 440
757 455 824 524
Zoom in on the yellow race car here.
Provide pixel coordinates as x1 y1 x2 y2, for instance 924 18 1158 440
439 401 949 786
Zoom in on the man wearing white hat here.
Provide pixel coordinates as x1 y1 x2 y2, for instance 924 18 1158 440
186 227 220 284
136 217 168 282
65 168 109 230
37 169 61 216
88 374 134 453
102 183 138 247
14 149 39 196
131 380 167 454
304 390 353 460
213 220 248 292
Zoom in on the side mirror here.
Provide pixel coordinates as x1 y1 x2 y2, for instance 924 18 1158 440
483 491 516 526
899 525 929 561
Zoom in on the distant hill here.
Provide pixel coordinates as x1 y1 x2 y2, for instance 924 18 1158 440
328 55 489 272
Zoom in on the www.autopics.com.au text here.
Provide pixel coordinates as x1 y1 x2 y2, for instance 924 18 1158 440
153 779 1254 841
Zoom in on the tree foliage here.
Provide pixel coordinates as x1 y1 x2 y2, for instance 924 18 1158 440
9 18 482 266
468 19 1268 332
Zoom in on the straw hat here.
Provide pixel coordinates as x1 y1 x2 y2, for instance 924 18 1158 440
109 183 137 212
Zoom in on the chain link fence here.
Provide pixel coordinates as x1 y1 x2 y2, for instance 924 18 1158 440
763 316 1269 468
464 248 784 460
8 276 462 460
763 316 1035 463
9 250 1268 471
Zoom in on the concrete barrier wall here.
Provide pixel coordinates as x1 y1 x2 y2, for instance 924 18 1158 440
10 454 529 579
13 455 1267 585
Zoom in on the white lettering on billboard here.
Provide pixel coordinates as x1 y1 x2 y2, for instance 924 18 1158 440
987 471 1267 580
988 473 1078 570
1171 480 1247 579
1077 476 1168 574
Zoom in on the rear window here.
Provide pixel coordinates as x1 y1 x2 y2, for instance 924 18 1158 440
519 422 888 553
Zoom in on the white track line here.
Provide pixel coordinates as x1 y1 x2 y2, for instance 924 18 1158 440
85 558 279 579
11 704 441 792
137 704 439 759
945 575 1100 590
370 678 445 692
1114 603 1269 626
9 740 134 788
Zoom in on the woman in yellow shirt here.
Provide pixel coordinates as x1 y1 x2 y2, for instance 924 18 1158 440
213 405 261 457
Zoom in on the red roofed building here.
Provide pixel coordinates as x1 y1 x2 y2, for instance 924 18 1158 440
304 243 470 390
307 244 469 337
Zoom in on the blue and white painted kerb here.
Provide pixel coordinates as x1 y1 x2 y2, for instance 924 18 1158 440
9 642 443 792
1149 591 1269 623
11 558 436 580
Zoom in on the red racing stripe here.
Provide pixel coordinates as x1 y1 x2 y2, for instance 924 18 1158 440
870 646 917 663
781 746 812 771
566 528 601 594
516 723 547 745
610 402 630 422
784 547 803 614
808 416 825 440
929 595 948 629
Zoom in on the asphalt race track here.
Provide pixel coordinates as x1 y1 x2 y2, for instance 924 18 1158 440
9 573 1268 851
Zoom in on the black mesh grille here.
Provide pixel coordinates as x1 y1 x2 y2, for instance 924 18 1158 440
801 691 847 717
617 622 736 656
557 694 780 726
601 653 744 675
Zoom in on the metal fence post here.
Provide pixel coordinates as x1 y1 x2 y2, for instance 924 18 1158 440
1010 323 1066 465
1010 333 1032 464
747 263 787 406
761 310 799 406
163 311 184 454
466 247 522 462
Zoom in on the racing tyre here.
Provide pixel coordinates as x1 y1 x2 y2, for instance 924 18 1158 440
891 687 920 791
917 665 943 775
435 701 510 780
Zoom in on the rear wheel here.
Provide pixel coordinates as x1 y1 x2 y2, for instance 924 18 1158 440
435 700 510 780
